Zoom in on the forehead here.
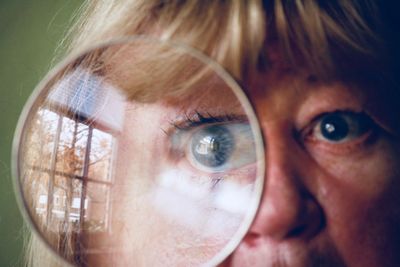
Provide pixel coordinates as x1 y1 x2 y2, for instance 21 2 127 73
97 38 398 134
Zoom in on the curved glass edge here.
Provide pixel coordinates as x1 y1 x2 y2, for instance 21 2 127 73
11 35 266 267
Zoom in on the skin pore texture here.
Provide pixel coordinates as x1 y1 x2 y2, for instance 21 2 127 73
219 64 400 267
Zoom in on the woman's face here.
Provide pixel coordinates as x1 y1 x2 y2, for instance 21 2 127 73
90 51 400 266
102 59 400 266
21 41 400 267
221 65 400 267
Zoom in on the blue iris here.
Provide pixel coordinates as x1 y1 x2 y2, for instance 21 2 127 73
191 125 234 168
320 114 349 141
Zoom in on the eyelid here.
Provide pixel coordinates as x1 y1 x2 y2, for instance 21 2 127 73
301 110 377 145
301 110 361 134
168 111 249 132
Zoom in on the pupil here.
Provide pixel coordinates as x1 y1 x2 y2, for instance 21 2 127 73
320 115 349 141
191 125 234 168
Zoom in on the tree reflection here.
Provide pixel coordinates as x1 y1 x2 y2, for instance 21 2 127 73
23 107 114 233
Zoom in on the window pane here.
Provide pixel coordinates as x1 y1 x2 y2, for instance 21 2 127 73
84 182 110 232
56 117 89 177
70 178 84 228
88 129 113 182
23 172 50 226
24 108 59 170
50 176 69 231
74 123 89 176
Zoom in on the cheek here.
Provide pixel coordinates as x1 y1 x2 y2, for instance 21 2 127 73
308 138 400 266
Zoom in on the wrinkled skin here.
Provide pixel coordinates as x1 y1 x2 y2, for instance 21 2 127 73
220 65 400 267
82 46 400 266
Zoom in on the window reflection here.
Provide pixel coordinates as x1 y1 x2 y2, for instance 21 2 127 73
24 106 114 233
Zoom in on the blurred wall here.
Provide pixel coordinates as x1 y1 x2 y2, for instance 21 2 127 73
0 1 80 266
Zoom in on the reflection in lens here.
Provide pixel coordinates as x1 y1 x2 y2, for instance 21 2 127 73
191 124 235 168
189 123 256 172
13 37 264 267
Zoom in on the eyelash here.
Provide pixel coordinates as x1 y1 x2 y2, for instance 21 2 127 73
169 111 247 131
166 111 238 159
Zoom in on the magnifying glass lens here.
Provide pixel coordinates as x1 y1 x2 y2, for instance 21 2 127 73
15 38 264 266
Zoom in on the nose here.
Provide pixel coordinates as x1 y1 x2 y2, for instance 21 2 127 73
248 128 324 241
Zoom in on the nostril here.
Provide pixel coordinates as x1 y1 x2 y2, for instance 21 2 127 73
286 207 326 240
283 198 326 240
310 209 326 238
286 224 307 238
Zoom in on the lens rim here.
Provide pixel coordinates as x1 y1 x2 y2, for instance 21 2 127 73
11 35 265 266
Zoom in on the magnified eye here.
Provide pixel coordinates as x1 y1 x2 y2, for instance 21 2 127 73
190 125 234 168
170 120 256 173
188 123 256 172
311 111 374 143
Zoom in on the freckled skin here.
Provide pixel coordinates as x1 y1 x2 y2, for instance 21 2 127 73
219 69 400 267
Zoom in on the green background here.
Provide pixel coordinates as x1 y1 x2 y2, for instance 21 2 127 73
0 1 80 266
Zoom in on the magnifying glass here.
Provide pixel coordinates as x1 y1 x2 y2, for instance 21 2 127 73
13 36 265 266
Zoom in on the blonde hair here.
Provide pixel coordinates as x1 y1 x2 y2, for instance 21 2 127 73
63 0 389 81
25 0 397 266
